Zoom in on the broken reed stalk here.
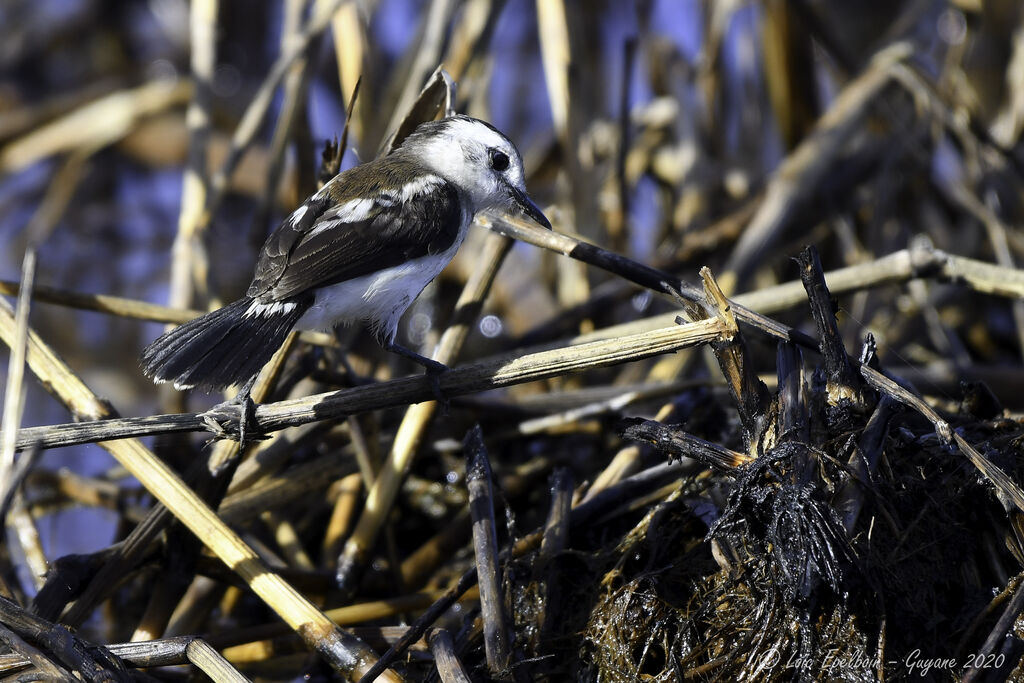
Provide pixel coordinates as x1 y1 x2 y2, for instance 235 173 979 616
0 299 400 682
694 266 771 453
775 342 807 442
182 639 249 683
616 419 753 471
484 214 813 345
428 628 472 683
797 245 867 406
539 468 573 563
0 621 75 682
536 467 573 643
0 594 129 682
464 425 512 676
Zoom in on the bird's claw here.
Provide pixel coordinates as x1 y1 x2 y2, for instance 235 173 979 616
200 396 264 444
381 341 450 412
424 360 449 413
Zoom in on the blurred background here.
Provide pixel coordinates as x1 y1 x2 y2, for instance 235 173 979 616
2 0 1024 586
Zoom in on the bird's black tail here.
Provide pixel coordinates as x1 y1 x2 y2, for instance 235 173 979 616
141 296 310 391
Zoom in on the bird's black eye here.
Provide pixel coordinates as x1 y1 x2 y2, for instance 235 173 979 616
489 150 510 172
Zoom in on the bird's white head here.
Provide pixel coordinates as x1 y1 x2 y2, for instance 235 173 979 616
399 115 551 228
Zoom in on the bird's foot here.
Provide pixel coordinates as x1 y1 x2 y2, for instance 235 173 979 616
201 394 264 445
383 342 450 411
422 358 449 411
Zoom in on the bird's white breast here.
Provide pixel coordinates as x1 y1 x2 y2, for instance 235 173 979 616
293 220 470 342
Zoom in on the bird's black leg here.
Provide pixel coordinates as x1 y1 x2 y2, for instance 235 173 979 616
201 374 260 445
383 341 448 406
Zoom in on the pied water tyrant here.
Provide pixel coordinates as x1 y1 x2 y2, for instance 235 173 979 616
142 115 550 439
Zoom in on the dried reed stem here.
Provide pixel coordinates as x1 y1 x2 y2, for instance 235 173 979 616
464 425 512 675
168 0 217 310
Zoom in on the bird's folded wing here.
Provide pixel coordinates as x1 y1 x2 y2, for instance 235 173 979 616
247 180 464 301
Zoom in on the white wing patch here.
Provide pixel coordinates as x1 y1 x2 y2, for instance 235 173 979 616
399 175 443 202
337 197 376 221
304 176 444 239
306 197 376 238
287 204 309 225
243 299 299 318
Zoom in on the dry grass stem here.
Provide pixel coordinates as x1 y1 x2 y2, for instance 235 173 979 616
427 628 472 683
463 425 511 675
184 638 251 683
0 81 192 173
168 0 217 311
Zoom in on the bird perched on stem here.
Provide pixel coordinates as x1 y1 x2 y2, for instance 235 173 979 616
143 115 550 440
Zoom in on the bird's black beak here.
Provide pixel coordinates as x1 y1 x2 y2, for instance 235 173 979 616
507 183 551 229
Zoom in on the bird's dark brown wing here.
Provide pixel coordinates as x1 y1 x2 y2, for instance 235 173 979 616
247 171 465 302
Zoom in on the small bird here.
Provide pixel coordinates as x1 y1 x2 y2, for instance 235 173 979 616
143 115 550 436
